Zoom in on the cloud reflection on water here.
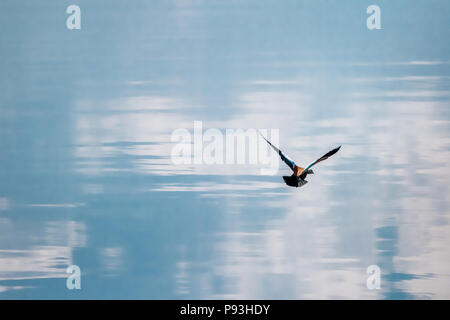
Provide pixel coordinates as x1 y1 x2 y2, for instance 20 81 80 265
1 0 450 299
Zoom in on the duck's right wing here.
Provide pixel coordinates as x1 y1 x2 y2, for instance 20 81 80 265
260 133 295 171
303 145 341 172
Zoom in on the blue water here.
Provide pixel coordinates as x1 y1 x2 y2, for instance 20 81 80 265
0 0 449 299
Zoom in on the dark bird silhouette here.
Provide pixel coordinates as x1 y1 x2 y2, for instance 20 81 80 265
260 134 341 188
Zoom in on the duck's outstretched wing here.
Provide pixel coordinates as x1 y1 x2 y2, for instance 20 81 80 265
260 133 295 171
303 146 341 172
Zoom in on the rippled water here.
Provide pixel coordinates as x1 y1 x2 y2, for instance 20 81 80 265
1 0 449 299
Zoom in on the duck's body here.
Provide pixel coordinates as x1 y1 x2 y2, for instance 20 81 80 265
260 134 341 188
282 174 307 188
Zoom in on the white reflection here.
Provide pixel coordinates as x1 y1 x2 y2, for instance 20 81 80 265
0 218 87 292
361 96 450 298
100 247 123 277
350 90 450 98
176 71 449 298
28 203 85 208
74 95 193 176
0 246 72 281
82 183 104 194
174 261 190 295
0 285 33 293
73 91 311 177
44 221 87 248
72 67 450 298
0 198 8 211
347 60 450 67
348 76 450 83
150 180 282 192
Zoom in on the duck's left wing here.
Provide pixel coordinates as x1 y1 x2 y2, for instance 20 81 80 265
259 133 296 172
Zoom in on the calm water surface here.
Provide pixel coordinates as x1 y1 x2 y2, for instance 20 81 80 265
0 0 449 299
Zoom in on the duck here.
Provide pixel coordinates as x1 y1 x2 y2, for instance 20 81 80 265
260 134 341 188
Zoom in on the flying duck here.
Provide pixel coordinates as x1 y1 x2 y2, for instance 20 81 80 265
260 134 341 188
